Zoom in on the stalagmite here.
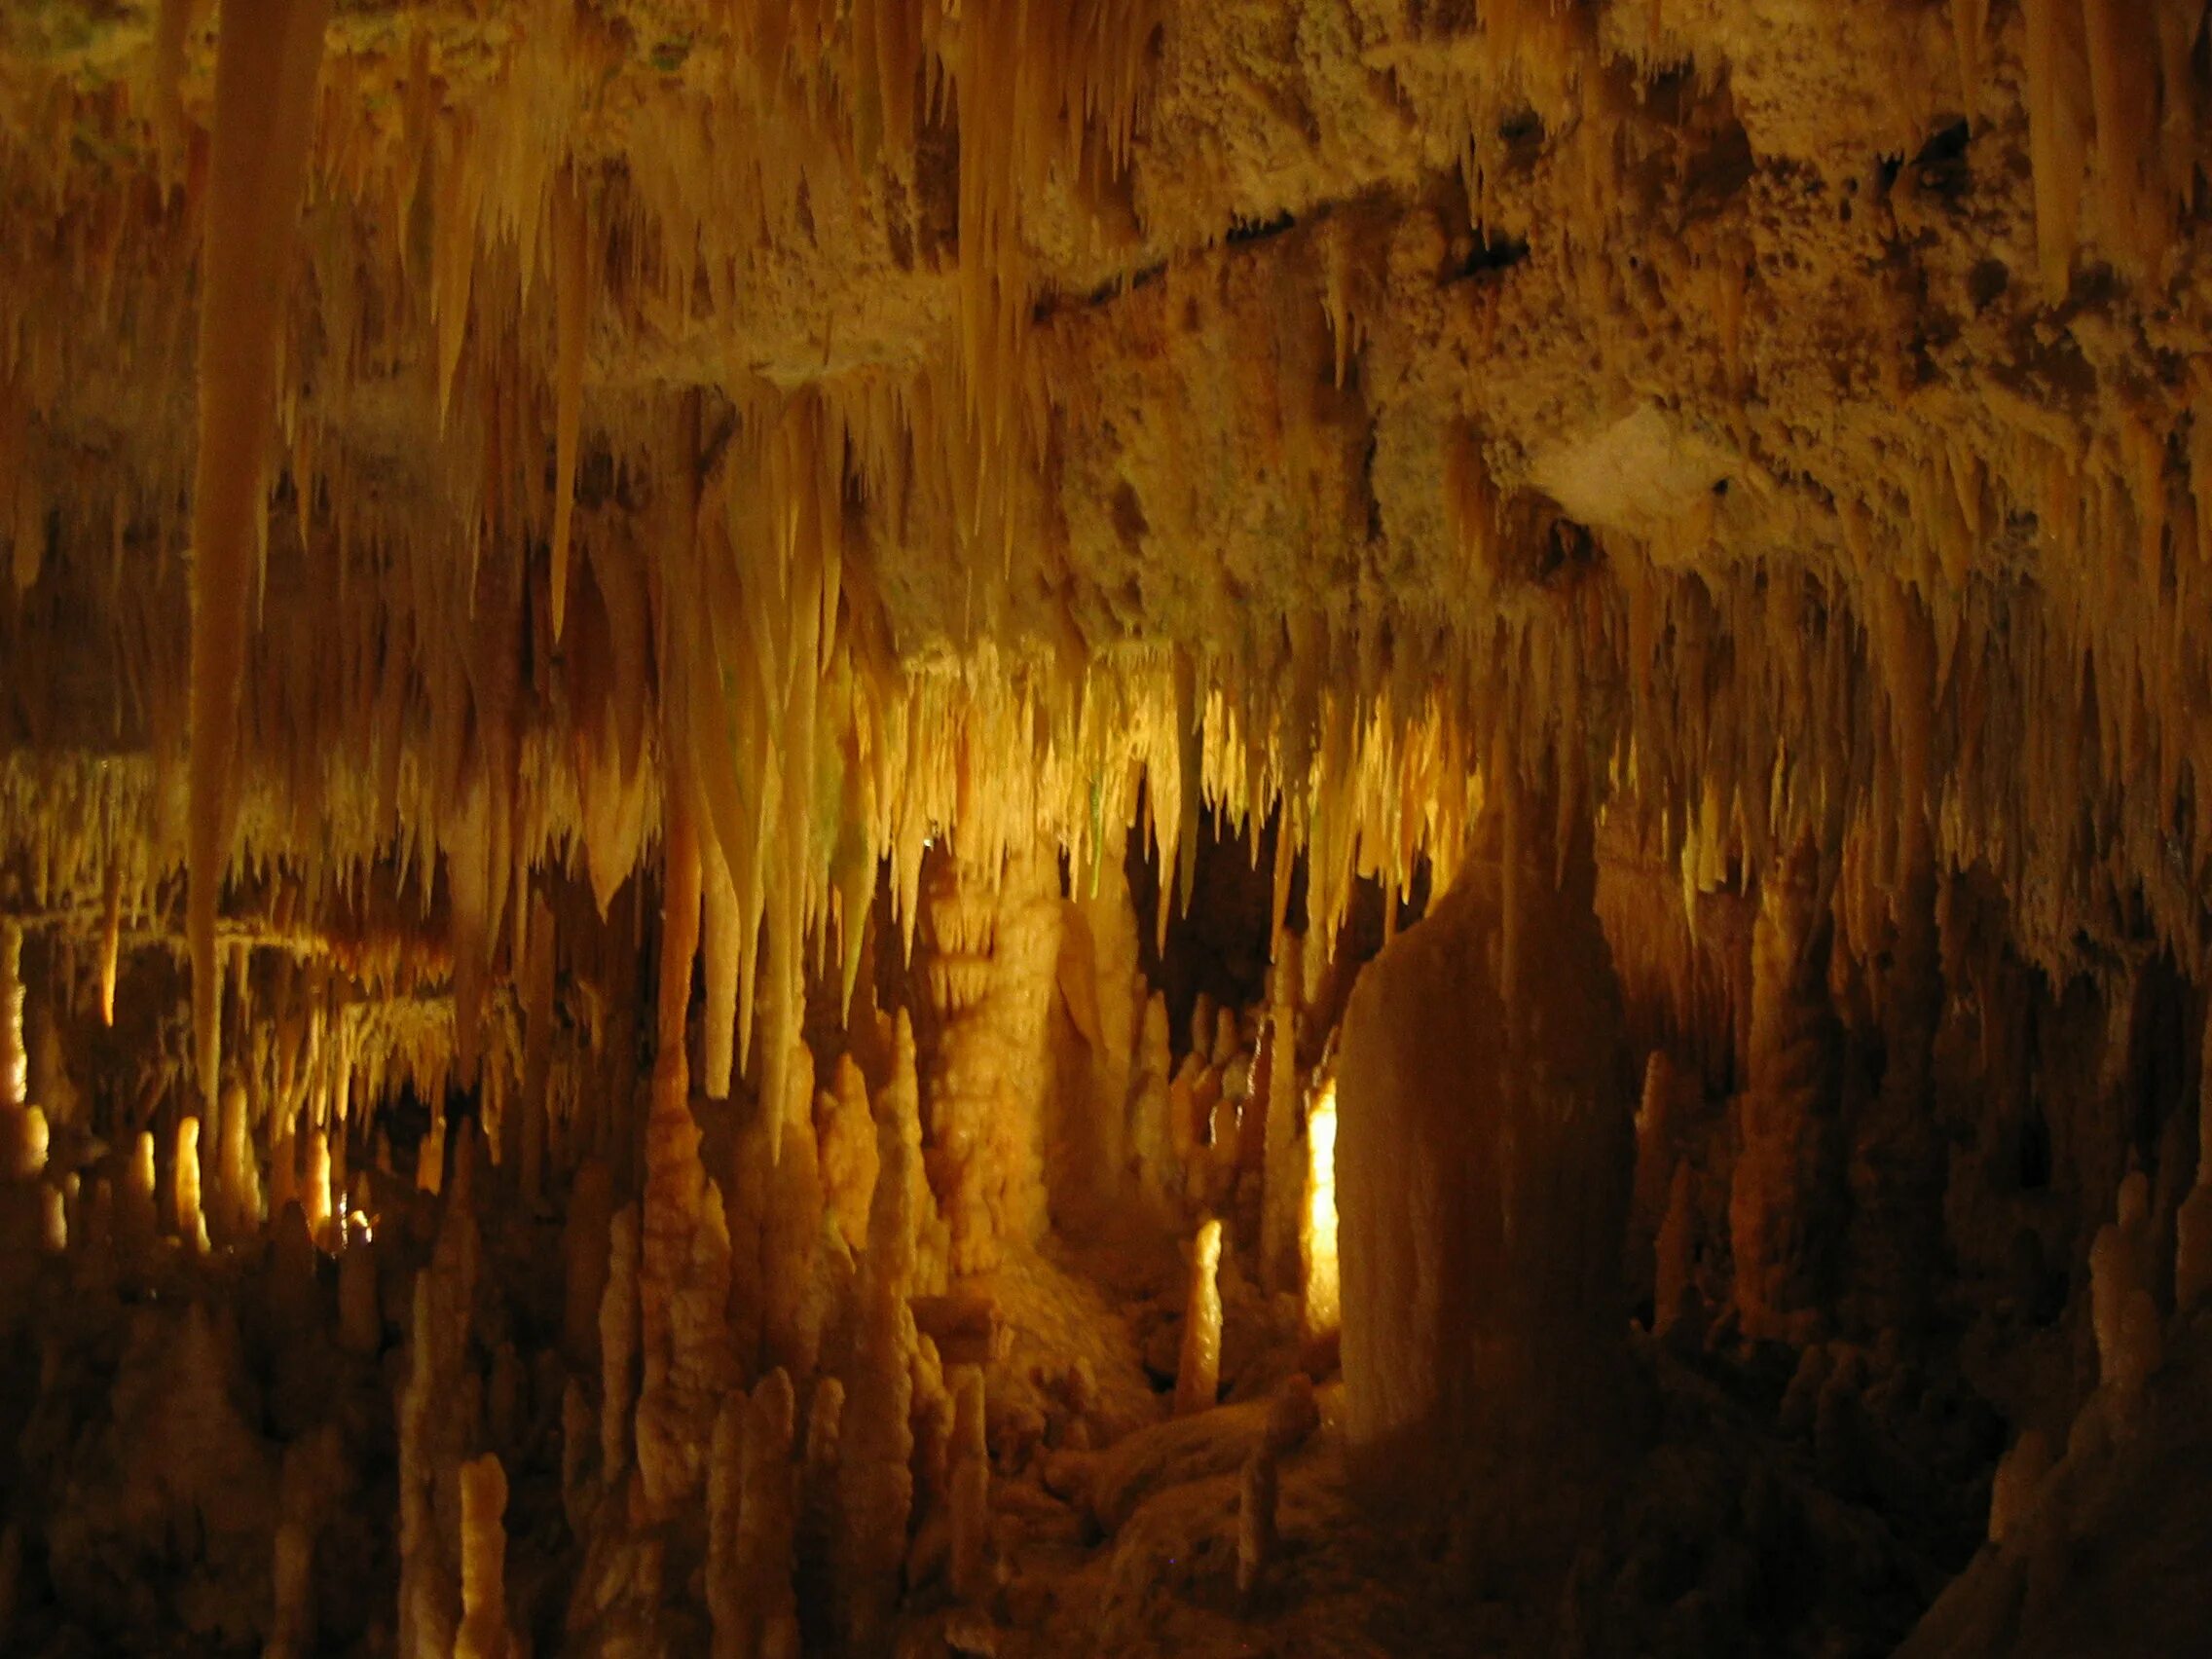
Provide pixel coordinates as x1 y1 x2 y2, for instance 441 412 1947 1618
797 1376 845 1642
549 169 588 644
397 1289 454 1659
14 4 2212 1654
1300 1076 1341 1359
1235 1438 1278 1600
300 1129 332 1249
1129 991 1175 1215
0 921 22 1110
1988 1429 2052 1545
707 1388 746 1659
119 1129 158 1266
1731 842 1844 1341
1260 937 1305 1292
633 786 740 1516
1653 1160 1701 1340
1167 1055 1204 1203
0 1523 18 1647
838 1070 921 1656
764 1041 829 1383
215 1080 257 1242
819 1054 881 1255
2173 1014 2212 1311
919 841 1064 1273
1074 818 1140 1212
0 924 35 1188
339 1235 381 1354
1174 1216 1226 1416
733 1368 801 1659
1850 658 1947 1332
563 1159 615 1365
269 1127 298 1224
2089 1171 2161 1405
4 1104 45 1184
600 1201 641 1483
1336 777 1633 1479
1627 1050 1682 1294
455 1455 511 1659
265 1425 343 1659
36 1181 66 1254
174 1115 210 1253
947 1365 992 1604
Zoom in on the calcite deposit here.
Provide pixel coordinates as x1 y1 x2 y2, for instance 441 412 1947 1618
7 0 2212 1654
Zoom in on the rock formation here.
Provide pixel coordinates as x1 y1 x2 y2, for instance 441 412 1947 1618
7 3 2212 1654
1336 771 1634 1483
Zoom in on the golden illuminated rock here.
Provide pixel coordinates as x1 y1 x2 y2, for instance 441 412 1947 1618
1174 1216 1226 1418
919 840 1063 1274
1336 776 1633 1480
946 1365 992 1604
1731 841 1844 1343
454 1454 511 1659
8 3 2212 1655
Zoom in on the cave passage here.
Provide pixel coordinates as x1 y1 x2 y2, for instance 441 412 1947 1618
10 2 2212 1655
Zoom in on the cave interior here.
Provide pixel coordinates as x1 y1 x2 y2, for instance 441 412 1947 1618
6 2 2212 1656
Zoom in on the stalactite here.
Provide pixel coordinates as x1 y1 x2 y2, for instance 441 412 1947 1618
13 6 2212 1656
549 167 588 644
2022 0 2090 298
185 0 332 1108
97 861 120 1025
702 834 742 1100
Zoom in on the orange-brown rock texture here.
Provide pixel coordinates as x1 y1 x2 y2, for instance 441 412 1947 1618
7 3 2212 1655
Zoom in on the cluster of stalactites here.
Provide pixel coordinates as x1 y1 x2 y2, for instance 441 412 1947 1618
2016 0 2209 297
125 0 1169 1122
18 0 2212 1123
